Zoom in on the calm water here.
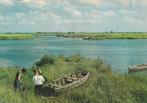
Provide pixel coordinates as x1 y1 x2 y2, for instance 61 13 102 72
1 36 147 73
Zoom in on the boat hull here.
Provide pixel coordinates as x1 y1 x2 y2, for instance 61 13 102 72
42 72 90 96
128 64 147 73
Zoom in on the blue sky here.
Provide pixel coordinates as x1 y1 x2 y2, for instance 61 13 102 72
0 0 147 32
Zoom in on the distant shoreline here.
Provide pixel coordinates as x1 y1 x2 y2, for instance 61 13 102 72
56 32 147 40
1 32 147 40
0 34 34 40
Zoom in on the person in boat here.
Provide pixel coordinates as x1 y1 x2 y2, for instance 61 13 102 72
13 68 27 92
33 68 45 96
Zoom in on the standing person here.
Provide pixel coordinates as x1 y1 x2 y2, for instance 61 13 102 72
13 68 27 92
33 69 45 96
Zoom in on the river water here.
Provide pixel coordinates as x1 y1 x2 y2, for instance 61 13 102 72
0 36 147 73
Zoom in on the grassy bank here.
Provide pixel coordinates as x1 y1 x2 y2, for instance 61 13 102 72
0 54 147 103
0 34 34 40
56 32 147 40
35 32 58 36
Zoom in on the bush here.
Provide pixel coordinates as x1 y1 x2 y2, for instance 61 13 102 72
65 53 84 63
35 55 57 67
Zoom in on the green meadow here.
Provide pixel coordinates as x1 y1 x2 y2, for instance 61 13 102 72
1 32 147 40
0 34 34 40
56 32 147 40
0 54 147 103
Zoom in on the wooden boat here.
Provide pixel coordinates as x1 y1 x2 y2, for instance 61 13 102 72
42 72 89 96
128 64 147 73
82 37 91 40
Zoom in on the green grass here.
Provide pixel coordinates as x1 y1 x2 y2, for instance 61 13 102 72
2 32 147 40
0 54 147 103
89 34 147 40
56 32 147 40
0 34 34 40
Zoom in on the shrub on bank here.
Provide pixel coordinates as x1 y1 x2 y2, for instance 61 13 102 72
35 55 57 66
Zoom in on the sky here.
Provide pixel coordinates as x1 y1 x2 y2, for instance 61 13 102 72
0 0 147 33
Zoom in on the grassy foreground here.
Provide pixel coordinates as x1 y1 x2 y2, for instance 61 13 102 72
0 54 147 103
0 34 34 40
57 32 147 40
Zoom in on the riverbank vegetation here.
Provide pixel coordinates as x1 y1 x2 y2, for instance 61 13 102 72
0 34 34 40
0 54 147 103
56 32 147 40
1 32 147 40
35 32 58 36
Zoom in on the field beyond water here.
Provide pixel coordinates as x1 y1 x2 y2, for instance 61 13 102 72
1 32 147 40
0 34 33 40
0 54 147 103
56 32 147 40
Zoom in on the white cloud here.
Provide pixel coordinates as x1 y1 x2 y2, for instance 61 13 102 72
1 0 147 9
74 10 82 17
78 0 146 9
17 0 46 7
139 0 147 7
63 6 82 17
37 0 46 5
0 0 47 7
26 0 67 8
119 0 130 7
0 15 6 25
55 0 82 18
39 12 61 20
1 0 147 32
0 15 4 21
84 10 116 21
13 10 61 25
15 12 25 19
79 0 100 6
120 9 147 23
19 0 30 3
0 0 13 6
103 10 115 17
123 16 143 24
84 10 102 21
